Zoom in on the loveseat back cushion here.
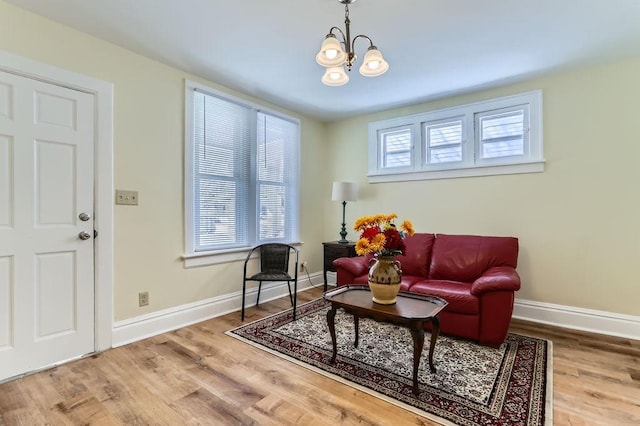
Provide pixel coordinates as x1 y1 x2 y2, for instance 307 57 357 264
429 234 519 282
395 233 435 277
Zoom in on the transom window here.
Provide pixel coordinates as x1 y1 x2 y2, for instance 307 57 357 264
368 91 544 182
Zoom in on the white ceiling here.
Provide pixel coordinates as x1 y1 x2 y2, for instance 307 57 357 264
7 0 640 122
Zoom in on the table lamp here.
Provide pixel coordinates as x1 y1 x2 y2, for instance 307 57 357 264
331 181 358 243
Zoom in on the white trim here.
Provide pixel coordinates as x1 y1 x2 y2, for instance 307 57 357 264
182 241 304 268
112 272 325 347
369 160 545 183
513 298 640 341
0 50 114 351
110 284 639 349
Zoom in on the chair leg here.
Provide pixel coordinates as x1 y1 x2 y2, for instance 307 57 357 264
286 281 293 305
292 280 298 321
241 280 247 321
256 281 262 307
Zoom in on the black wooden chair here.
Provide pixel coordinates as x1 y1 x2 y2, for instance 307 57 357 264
242 243 299 321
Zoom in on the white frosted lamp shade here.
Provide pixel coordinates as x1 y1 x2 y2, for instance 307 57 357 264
316 35 347 67
359 47 389 77
332 182 358 201
321 66 349 86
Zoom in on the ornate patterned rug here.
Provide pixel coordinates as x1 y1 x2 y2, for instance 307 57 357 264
227 299 552 425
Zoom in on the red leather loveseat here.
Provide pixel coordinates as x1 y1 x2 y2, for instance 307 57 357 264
333 233 520 347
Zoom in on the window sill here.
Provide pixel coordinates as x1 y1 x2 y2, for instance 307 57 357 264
368 160 545 183
182 241 304 268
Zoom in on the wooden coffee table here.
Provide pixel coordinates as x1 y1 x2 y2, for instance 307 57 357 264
323 285 448 395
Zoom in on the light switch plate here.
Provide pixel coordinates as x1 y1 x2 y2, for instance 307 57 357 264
115 190 139 205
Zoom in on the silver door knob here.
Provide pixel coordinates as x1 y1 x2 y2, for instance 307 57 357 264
79 231 91 240
79 212 91 221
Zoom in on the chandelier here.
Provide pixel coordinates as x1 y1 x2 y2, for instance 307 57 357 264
315 0 389 86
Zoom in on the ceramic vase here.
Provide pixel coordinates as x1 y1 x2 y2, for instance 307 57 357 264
368 256 402 304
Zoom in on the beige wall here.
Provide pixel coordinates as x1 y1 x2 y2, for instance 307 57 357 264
3 0 639 321
0 1 329 321
325 58 640 316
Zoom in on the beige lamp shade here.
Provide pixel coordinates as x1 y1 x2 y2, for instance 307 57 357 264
332 181 358 201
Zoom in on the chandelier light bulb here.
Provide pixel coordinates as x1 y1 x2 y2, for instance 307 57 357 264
367 60 380 69
321 66 349 86
325 49 338 59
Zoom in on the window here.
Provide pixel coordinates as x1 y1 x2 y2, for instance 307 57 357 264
380 127 412 169
368 91 543 182
476 107 526 161
184 80 300 263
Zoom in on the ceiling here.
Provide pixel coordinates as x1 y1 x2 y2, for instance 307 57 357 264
7 0 640 122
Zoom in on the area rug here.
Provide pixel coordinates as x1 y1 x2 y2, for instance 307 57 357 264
227 299 552 425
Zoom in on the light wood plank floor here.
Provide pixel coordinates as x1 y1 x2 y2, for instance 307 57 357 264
1 287 639 425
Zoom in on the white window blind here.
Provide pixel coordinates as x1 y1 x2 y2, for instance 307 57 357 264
380 128 412 169
425 119 463 164
192 91 250 251
257 112 299 242
187 83 300 255
477 108 526 159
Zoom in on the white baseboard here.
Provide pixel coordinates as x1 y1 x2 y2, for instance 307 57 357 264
513 298 640 341
112 278 639 348
112 272 327 347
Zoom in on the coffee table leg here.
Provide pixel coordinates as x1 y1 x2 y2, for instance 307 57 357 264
428 316 440 373
410 323 425 395
327 305 337 364
353 314 359 348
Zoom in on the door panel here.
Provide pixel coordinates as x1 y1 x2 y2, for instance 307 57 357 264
0 70 94 381
35 251 76 339
35 140 76 225
0 135 12 226
0 256 12 348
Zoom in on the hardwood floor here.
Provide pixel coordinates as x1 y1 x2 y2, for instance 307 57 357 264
1 287 639 425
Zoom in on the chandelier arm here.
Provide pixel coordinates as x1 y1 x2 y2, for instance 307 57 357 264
351 34 375 52
328 26 347 44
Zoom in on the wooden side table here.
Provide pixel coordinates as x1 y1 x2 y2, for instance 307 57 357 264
322 241 357 291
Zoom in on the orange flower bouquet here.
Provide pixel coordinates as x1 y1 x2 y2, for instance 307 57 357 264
353 213 415 257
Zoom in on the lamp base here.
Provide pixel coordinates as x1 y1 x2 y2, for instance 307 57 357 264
338 239 349 244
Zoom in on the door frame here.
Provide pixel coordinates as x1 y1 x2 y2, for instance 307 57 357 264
0 50 114 351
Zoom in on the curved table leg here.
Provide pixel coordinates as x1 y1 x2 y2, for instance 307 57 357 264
428 316 440 373
353 314 360 348
327 306 337 364
409 322 425 395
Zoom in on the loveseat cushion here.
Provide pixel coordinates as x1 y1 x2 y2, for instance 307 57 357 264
429 234 518 282
409 280 479 314
395 233 435 277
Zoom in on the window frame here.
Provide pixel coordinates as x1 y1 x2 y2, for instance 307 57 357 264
368 91 544 183
183 80 301 267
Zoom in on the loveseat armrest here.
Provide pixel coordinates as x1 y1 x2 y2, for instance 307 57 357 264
470 266 521 295
333 256 370 286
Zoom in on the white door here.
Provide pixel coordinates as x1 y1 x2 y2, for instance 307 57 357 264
0 70 95 381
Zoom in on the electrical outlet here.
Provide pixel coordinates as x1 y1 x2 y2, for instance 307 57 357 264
139 292 149 307
300 261 308 271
